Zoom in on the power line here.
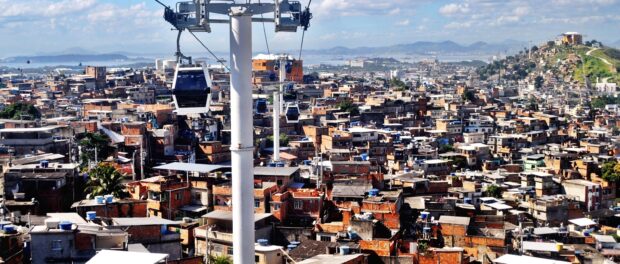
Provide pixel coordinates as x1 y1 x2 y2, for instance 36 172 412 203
259 0 271 54
187 29 231 71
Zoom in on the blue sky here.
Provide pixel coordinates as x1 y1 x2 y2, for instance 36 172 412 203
1 0 620 57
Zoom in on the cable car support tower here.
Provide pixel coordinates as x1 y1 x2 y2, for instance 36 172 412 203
156 1 311 263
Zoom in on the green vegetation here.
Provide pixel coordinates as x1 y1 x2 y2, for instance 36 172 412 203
534 76 544 89
85 164 128 198
574 52 614 83
0 102 41 120
601 161 620 183
590 96 620 109
439 144 454 153
390 78 407 91
485 185 503 198
208 255 233 264
78 132 112 170
462 90 476 102
451 156 468 170
337 100 360 116
266 133 290 147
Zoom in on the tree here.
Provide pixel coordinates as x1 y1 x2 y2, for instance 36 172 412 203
337 101 360 116
462 90 476 102
451 156 468 170
390 78 407 91
208 255 233 264
601 161 620 183
534 76 544 89
85 164 128 198
485 185 502 198
531 45 539 52
0 102 41 120
267 133 289 147
78 132 112 169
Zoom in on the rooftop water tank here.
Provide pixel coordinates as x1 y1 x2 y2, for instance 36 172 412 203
86 211 97 221
287 244 297 251
0 221 11 230
59 221 72 231
368 189 379 197
104 195 114 203
257 239 269 246
3 225 16 234
95 196 104 204
40 160 49 168
421 212 430 220
339 245 350 255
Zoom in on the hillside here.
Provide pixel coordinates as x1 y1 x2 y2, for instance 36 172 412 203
477 41 620 85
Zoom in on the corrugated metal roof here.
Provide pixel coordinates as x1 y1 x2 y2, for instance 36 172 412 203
494 254 570 264
153 162 229 173
438 216 470 226
254 166 299 176
202 210 272 222
87 250 167 264
112 217 179 226
523 241 559 252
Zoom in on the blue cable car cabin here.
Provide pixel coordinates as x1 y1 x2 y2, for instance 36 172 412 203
255 98 268 114
285 102 300 123
172 63 212 115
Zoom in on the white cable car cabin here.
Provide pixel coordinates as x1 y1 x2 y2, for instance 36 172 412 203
172 63 212 115
285 102 300 123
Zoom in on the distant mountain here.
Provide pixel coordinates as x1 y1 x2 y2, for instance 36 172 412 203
1 53 130 63
305 40 528 56
34 47 97 56
612 40 620 48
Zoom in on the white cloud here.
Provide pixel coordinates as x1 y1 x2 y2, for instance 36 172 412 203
439 3 470 16
396 19 410 26
313 0 429 18
444 21 472 29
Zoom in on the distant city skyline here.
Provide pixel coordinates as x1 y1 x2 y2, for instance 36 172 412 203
1 0 620 57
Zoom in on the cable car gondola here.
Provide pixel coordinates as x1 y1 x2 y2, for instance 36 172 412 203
255 98 268 114
172 63 212 115
285 102 300 123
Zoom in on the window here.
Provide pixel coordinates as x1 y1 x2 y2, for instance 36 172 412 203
51 240 63 251
320 235 331 242
273 203 281 210
175 192 182 201
294 200 303 210
255 255 260 263
255 199 260 208
227 247 234 255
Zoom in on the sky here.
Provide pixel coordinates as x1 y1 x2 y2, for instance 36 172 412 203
1 0 620 57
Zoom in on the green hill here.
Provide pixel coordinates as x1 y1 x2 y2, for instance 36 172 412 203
477 42 620 86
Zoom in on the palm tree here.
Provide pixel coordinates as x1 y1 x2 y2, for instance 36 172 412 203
85 164 128 198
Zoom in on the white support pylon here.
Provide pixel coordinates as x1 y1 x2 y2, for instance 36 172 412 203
273 89 280 162
229 7 255 264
